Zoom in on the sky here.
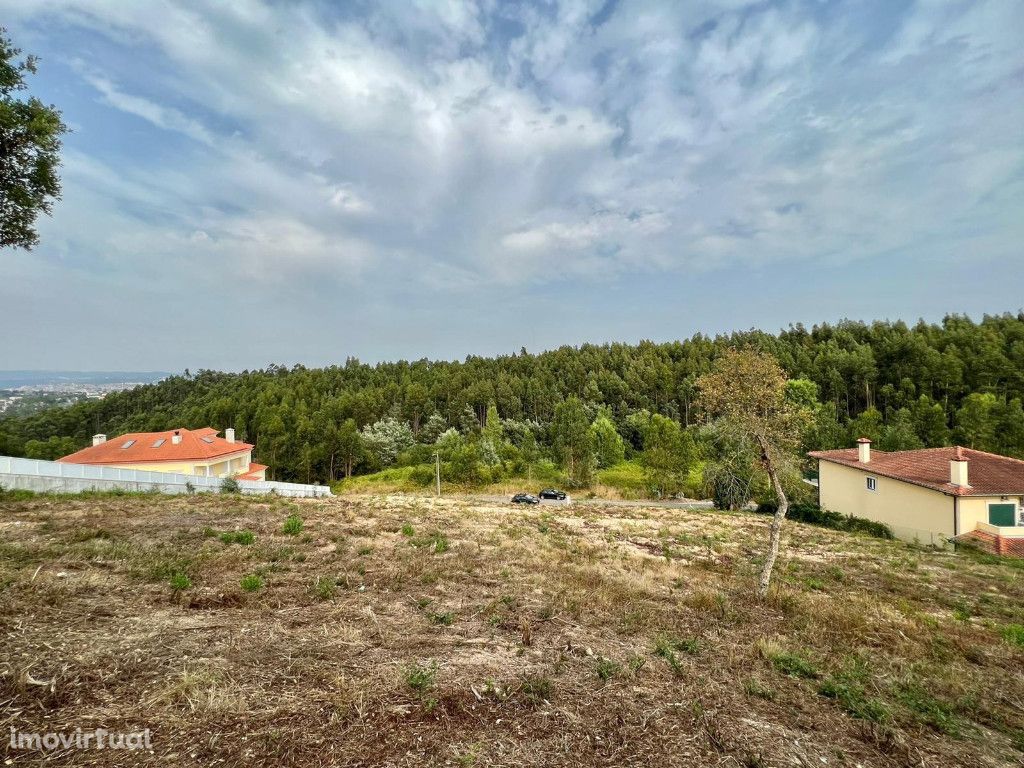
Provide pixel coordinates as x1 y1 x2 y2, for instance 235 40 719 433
2 0 1023 372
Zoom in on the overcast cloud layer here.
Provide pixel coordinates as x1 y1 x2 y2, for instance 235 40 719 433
3 0 1023 371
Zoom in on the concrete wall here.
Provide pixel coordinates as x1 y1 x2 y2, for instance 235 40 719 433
818 460 954 544
0 455 329 498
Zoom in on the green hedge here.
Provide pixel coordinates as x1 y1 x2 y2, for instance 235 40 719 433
756 501 893 539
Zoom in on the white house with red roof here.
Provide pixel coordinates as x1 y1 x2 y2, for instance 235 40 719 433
809 439 1024 554
58 427 267 481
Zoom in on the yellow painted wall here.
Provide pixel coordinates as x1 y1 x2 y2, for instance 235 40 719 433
102 450 252 478
959 496 1024 530
818 461 954 543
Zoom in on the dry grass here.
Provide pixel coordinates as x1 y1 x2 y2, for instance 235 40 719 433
1 491 1023 766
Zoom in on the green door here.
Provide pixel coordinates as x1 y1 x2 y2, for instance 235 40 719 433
989 503 1017 527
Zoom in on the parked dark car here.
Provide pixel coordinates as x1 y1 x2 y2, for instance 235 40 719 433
511 493 540 505
538 488 567 500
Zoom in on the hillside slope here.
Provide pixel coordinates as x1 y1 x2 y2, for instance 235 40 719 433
1 493 1023 766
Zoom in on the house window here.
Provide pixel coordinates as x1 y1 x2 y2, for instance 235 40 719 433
988 503 1017 527
866 477 877 491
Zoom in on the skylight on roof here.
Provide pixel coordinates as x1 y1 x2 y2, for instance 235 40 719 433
152 438 165 448
201 436 215 443
121 440 136 449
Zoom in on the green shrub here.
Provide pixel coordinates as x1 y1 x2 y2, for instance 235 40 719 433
220 477 241 494
282 514 304 536
768 651 818 679
1001 624 1024 648
756 502 893 539
311 576 336 601
169 572 192 591
596 657 620 681
401 523 415 537
521 675 552 703
404 662 437 693
240 574 264 592
218 530 255 545
429 611 455 626
819 675 890 723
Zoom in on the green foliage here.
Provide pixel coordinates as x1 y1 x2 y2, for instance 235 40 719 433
169 572 192 591
551 396 594 487
768 650 819 679
755 501 893 539
641 414 690 498
6 314 1024 488
590 411 626 468
1000 624 1024 648
219 477 241 494
281 514 304 536
311 576 336 601
0 29 68 249
240 573 264 592
218 530 255 545
404 662 437 693
595 657 620 681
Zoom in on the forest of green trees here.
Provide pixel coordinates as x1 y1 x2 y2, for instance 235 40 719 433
2 314 1023 495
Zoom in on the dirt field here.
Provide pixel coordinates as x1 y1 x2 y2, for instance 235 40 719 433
2 492 1023 767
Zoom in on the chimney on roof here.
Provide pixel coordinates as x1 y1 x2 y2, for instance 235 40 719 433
950 447 970 488
225 428 235 444
856 437 871 464
92 434 107 446
172 430 182 445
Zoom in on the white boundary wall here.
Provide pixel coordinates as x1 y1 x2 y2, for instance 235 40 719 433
0 455 331 498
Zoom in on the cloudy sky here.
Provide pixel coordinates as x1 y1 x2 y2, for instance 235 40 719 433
3 0 1023 371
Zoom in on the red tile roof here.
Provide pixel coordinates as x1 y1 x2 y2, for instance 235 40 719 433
58 427 252 465
809 446 1024 496
235 463 268 481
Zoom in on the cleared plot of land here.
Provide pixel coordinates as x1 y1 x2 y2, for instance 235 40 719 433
1 493 1023 767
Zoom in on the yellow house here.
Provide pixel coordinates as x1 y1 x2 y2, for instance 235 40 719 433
58 427 267 481
809 439 1024 554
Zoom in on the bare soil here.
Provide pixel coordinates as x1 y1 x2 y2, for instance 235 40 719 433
1 492 1023 766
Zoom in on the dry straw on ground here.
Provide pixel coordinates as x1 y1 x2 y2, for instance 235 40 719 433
1 492 1023 766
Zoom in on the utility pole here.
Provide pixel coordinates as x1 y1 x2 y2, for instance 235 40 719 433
432 452 441 497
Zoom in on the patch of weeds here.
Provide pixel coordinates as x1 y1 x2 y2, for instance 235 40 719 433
357 546 373 556
627 655 646 674
428 531 449 553
654 634 699 675
952 599 973 623
282 515 304 536
429 611 455 626
1000 624 1024 648
240 573 265 592
401 523 415 537
893 680 962 735
68 528 114 543
759 640 818 680
804 577 825 592
311 576 335 601
455 743 483 767
202 526 217 538
520 674 552 704
169 572 192 591
219 530 255 545
404 662 437 694
743 677 775 700
595 657 620 681
818 665 890 723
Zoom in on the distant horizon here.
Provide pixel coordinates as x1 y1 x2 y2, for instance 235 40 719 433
3 308 1021 375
